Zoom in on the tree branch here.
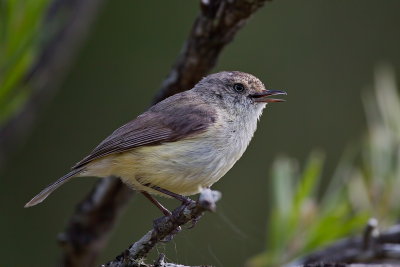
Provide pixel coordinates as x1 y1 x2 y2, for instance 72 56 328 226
288 219 400 266
102 189 221 267
154 0 270 104
60 0 270 266
152 253 210 267
59 177 133 267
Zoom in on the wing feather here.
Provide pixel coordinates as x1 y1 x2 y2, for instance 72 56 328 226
72 94 216 169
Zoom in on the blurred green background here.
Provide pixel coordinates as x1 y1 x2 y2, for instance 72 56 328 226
1 0 400 266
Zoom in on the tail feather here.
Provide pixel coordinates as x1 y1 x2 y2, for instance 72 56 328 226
24 168 84 208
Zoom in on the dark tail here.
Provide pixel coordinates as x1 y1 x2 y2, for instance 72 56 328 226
24 168 84 208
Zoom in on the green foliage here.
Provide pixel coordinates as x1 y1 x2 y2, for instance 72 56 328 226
248 154 369 267
0 0 49 124
359 66 400 224
248 66 400 267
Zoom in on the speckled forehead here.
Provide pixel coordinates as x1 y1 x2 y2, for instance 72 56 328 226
227 71 265 92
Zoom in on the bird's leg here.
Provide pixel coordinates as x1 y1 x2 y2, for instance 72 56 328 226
144 185 201 232
145 184 194 204
141 191 172 216
142 191 182 240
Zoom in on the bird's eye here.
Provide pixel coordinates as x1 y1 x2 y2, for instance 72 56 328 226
233 83 245 93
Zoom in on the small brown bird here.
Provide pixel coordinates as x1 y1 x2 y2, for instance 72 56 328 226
25 71 286 215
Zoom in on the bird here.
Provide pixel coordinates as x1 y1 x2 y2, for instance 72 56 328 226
25 71 286 215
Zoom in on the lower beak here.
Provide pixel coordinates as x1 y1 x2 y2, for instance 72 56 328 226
250 90 287 103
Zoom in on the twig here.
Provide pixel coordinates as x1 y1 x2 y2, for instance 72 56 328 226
153 253 211 267
301 264 393 267
361 218 378 251
59 1 270 266
102 189 221 267
287 220 400 266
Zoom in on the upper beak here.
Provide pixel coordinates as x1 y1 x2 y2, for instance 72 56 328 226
250 89 287 103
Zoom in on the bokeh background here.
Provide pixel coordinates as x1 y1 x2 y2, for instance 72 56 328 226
2 0 400 266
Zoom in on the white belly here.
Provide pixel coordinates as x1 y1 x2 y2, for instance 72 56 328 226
84 113 259 196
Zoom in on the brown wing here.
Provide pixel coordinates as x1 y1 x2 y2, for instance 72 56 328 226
72 92 216 169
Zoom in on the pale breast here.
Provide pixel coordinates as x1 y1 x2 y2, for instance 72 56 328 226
86 108 261 196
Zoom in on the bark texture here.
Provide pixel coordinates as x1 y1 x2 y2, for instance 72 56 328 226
102 189 221 267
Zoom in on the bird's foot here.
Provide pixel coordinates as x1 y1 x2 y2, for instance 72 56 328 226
180 195 196 206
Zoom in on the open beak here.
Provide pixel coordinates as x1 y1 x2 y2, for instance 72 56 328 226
250 90 287 103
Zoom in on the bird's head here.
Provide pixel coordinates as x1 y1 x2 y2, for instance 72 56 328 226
195 71 286 116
